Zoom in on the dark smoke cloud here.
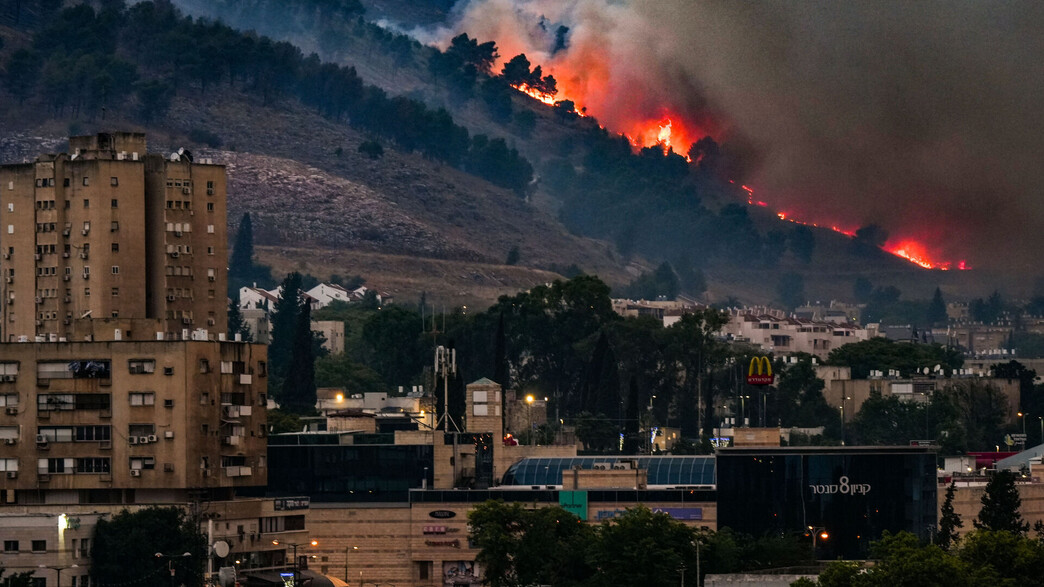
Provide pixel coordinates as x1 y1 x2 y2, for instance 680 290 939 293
447 1 1044 271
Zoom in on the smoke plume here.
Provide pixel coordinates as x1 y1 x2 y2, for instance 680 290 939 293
441 0 1044 272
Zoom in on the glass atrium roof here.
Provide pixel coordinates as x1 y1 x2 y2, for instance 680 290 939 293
501 456 716 487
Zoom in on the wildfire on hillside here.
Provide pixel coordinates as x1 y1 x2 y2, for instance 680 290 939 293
508 64 968 271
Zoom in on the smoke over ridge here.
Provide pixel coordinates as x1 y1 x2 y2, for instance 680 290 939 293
440 0 1044 272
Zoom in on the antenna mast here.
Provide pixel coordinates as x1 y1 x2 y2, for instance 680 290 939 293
434 345 460 432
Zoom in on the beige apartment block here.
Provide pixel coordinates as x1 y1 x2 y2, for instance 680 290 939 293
0 339 268 503
0 132 228 342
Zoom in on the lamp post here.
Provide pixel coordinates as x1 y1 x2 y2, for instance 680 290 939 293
273 539 317 587
344 545 358 585
39 564 77 587
155 552 191 587
807 526 828 559
1038 416 1042 446
1019 412 1027 450
525 394 534 444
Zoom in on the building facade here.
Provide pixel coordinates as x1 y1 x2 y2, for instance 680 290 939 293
0 132 228 342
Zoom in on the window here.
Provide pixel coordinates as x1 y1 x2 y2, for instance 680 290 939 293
0 394 18 407
258 362 267 377
199 359 210 374
130 457 155 470
163 399 174 408
163 367 174 376
4 541 18 553
207 246 214 255
82 177 89 186
0 459 18 472
39 457 72 474
84 288 90 297
63 178 70 187
111 288 119 297
207 203 214 211
76 458 109 473
206 181 214 189
75 426 110 441
128 424 155 437
207 224 215 234
110 178 118 187
129 392 155 406
110 221 119 232
83 199 89 208
111 243 119 252
111 266 119 275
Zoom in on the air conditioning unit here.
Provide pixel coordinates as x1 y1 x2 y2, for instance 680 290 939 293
208 276 215 282
592 463 610 470
82 271 89 279
79 252 88 259
1 253 7 260
63 296 71 303
63 319 70 325
35 434 48 444
34 253 41 260
2 375 15 383
5 298 11 305
174 231 183 237
6 471 15 479
167 295 176 302
62 252 69 258
62 229 70 236
4 407 16 415
130 469 141 477
3 438 16 445
63 275 70 281
138 436 150 444
99 440 111 450
163 463 174 472
81 229 89 236
182 187 190 195
170 252 179 258
5 277 12 284
34 297 41 305
147 434 158 443
164 430 174 439
128 436 138 445
202 469 211 478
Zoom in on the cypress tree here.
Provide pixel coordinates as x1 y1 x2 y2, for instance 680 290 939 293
282 301 317 414
927 287 947 325
268 272 303 396
229 212 255 281
935 481 963 549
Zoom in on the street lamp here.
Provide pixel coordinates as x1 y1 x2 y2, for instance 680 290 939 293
525 395 535 444
344 545 358 585
807 526 828 559
1038 416 1042 446
155 552 191 587
38 564 77 587
272 539 318 587
1019 412 1028 450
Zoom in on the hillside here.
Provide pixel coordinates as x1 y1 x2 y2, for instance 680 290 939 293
0 1 1022 313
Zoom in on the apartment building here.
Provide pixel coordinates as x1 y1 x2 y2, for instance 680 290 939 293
0 132 228 342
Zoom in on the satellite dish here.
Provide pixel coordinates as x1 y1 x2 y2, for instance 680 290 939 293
170 153 180 161
212 541 230 558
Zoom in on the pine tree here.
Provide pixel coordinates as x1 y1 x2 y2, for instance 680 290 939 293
935 481 963 549
229 212 255 281
268 272 303 396
227 296 253 342
975 469 1029 535
281 301 317 414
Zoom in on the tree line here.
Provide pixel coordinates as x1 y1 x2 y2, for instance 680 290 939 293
0 1 534 195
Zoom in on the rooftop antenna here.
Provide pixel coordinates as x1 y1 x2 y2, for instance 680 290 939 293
434 345 460 432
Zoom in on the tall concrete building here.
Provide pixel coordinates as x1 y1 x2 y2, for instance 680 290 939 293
0 132 228 342
0 135 270 587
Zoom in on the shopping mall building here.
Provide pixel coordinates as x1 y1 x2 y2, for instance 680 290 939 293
236 379 938 587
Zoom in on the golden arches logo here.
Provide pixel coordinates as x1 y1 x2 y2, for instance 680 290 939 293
747 356 774 385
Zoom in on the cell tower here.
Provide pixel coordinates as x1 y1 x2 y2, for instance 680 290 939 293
434 345 460 432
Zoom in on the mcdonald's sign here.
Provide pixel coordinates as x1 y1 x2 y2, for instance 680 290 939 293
747 356 774 385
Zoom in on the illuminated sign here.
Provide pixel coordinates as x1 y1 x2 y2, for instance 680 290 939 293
274 497 310 511
429 510 457 519
425 539 461 548
747 356 774 385
809 475 871 496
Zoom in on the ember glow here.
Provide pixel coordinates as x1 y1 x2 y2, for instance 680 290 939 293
746 186 968 270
